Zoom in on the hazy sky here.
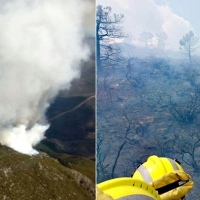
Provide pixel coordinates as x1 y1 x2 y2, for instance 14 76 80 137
166 0 200 34
97 0 200 51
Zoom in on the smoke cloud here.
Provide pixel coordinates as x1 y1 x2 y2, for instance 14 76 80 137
0 0 92 155
99 0 193 50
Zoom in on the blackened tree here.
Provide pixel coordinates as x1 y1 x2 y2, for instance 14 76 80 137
139 31 154 48
96 5 125 71
157 31 168 51
179 31 199 66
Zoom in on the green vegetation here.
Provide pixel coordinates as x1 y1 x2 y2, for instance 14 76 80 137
0 144 94 200
36 142 95 182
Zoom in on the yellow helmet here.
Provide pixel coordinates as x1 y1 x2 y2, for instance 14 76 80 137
132 155 184 182
131 155 194 200
97 177 161 200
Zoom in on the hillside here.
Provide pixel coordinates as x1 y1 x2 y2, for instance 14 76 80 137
0 36 96 200
0 144 95 200
43 36 95 159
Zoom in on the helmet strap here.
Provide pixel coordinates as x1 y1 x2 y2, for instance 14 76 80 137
156 180 189 195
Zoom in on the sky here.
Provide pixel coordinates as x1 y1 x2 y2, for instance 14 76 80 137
97 0 200 51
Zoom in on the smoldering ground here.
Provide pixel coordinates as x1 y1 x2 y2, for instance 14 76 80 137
0 0 92 155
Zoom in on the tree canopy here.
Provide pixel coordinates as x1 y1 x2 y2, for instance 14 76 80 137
179 31 199 66
96 5 125 71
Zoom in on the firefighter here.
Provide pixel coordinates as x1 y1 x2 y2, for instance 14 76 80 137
131 155 194 200
97 155 193 200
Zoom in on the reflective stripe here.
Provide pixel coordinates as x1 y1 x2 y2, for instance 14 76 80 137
137 165 152 183
118 195 155 200
168 158 179 170
136 158 179 184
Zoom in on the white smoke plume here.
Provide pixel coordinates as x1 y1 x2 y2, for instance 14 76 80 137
0 0 92 155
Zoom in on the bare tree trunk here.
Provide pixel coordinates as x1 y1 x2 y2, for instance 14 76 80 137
96 37 101 71
111 141 126 178
188 44 192 67
96 9 102 72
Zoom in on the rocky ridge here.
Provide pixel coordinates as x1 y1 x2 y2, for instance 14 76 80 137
0 144 95 200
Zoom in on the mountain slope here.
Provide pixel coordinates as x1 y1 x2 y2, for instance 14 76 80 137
44 36 95 159
0 144 94 200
